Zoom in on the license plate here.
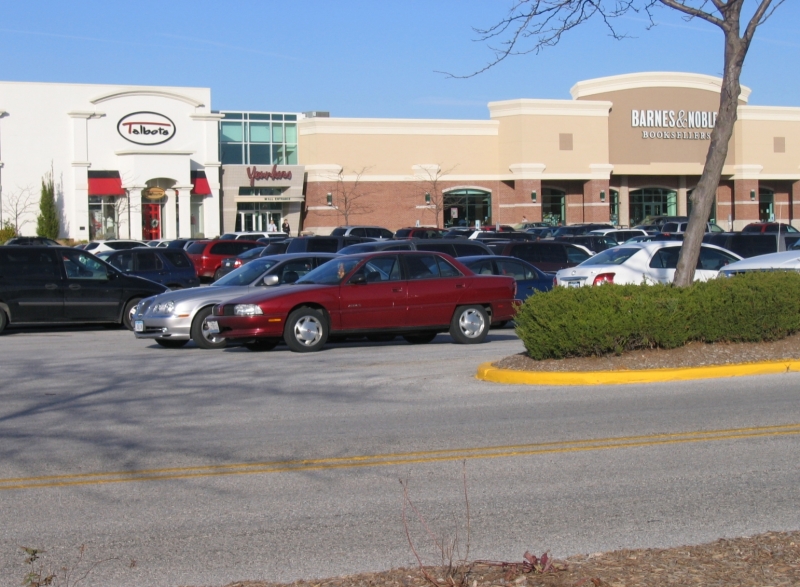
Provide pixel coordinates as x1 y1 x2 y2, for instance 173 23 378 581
206 320 220 333
134 320 144 332
567 281 581 288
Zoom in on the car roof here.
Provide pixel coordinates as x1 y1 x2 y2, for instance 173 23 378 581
722 250 800 269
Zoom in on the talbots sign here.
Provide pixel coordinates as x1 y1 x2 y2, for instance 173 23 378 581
117 112 176 145
631 108 717 141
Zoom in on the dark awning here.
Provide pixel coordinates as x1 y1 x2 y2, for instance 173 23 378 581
88 171 125 196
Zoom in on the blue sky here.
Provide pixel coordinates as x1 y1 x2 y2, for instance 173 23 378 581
1 1 798 119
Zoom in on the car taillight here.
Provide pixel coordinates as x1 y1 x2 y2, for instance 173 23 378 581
234 259 242 267
553 276 558 288
593 273 615 285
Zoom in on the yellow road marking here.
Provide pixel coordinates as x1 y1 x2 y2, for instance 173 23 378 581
2 423 799 491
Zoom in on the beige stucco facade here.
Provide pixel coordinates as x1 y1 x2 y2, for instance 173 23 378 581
298 72 800 234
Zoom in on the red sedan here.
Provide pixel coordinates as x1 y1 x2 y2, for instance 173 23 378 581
209 251 517 352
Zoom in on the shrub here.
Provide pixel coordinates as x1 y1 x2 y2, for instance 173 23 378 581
514 272 800 360
0 220 17 244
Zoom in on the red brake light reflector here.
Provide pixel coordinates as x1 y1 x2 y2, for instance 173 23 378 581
593 273 615 285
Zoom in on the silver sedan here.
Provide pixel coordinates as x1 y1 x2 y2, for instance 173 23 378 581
132 253 340 349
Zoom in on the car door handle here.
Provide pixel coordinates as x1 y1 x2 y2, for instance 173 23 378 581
392 287 404 292
455 283 466 288
69 284 81 290
45 283 59 290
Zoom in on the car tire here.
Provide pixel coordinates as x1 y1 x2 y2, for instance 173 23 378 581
366 333 396 343
155 338 189 348
449 305 489 344
191 306 227 350
283 307 328 353
122 298 141 331
402 332 437 345
0 308 7 335
213 269 223 282
244 339 278 352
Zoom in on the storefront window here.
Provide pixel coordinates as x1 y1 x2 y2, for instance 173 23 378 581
542 188 566 226
190 196 205 238
759 188 774 222
443 189 491 228
219 112 300 166
88 196 122 241
235 201 283 232
629 188 677 226
609 189 620 226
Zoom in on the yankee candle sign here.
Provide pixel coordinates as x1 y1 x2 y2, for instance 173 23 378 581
118 112 176 145
632 109 717 141
247 165 292 186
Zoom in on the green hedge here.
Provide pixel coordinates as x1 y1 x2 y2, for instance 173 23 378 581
514 272 800 360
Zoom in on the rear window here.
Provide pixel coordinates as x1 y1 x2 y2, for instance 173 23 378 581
451 243 491 257
0 248 60 279
106 241 142 250
307 238 340 253
135 251 162 271
582 247 640 266
162 251 191 268
330 228 347 236
186 242 208 254
394 229 412 238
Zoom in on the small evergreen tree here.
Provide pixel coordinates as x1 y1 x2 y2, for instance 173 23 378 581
36 169 59 239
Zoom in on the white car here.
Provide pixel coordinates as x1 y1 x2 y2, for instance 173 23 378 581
83 240 147 254
555 242 741 287
719 249 800 277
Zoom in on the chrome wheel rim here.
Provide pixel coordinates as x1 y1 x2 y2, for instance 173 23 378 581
202 318 224 343
458 309 485 339
293 315 322 346
128 304 138 325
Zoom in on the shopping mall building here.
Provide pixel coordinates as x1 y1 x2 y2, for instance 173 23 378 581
298 72 800 234
1 72 799 239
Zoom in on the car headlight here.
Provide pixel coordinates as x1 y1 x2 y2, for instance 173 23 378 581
234 304 264 316
153 300 175 314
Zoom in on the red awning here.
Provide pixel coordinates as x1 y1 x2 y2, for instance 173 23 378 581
191 171 211 195
88 171 125 196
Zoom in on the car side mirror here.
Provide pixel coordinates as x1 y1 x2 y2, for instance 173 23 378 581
349 274 368 285
261 274 280 286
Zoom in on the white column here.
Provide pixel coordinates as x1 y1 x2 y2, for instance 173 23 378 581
128 188 143 240
72 164 90 241
162 191 177 239
177 188 192 238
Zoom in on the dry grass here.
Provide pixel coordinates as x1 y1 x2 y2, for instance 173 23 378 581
221 531 800 587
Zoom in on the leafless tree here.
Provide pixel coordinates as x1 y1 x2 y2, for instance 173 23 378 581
325 166 374 226
449 0 785 286
415 164 459 228
2 185 38 233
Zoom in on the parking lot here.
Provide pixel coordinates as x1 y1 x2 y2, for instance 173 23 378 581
2 326 800 587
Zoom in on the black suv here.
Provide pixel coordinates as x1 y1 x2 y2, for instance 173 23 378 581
494 240 593 271
702 232 800 257
97 248 200 289
285 235 370 254
0 246 167 334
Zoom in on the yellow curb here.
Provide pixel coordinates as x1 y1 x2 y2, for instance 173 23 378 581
476 359 800 386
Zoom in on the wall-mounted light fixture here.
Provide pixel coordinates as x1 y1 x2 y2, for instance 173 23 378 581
600 190 606 203
531 190 537 203
750 189 756 201
326 192 332 206
425 192 431 204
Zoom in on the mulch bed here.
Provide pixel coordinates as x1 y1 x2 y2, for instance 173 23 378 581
224 531 800 587
494 332 800 373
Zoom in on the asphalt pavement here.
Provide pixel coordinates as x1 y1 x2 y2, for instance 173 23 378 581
1 325 799 586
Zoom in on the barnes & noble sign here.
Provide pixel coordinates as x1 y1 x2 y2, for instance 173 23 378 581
631 108 717 141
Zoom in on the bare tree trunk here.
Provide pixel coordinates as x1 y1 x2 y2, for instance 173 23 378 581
673 2 753 287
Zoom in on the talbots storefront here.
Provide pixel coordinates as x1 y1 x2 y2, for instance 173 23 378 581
0 81 222 240
298 72 800 233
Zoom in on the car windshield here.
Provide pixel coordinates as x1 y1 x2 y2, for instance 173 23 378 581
296 257 363 285
578 247 641 266
213 258 280 286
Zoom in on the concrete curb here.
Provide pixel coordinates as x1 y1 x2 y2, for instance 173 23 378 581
476 359 800 386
